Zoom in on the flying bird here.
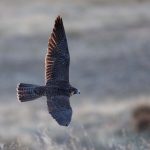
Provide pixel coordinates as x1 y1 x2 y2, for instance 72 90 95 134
17 16 80 126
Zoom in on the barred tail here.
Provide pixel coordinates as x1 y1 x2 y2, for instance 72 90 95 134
17 83 46 102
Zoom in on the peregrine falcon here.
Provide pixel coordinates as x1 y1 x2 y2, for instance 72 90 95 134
17 16 80 126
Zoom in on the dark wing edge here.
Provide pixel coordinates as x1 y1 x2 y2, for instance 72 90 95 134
45 16 69 82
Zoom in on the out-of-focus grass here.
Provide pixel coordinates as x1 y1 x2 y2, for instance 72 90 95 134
1 123 150 150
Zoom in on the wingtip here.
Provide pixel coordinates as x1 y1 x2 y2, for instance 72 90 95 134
55 15 63 25
57 15 62 20
48 15 64 47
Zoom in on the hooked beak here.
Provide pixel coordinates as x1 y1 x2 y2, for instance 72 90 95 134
77 90 80 94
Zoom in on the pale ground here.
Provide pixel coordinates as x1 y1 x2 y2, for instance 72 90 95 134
0 0 150 149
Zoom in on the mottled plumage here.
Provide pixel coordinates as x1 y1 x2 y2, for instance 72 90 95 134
17 16 80 126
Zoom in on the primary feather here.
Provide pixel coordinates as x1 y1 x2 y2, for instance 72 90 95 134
45 16 70 83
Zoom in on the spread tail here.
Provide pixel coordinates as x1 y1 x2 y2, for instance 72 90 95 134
17 83 46 102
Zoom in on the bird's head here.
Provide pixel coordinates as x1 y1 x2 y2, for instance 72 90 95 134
70 87 80 96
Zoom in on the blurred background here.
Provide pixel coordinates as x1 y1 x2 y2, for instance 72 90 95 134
1 0 150 149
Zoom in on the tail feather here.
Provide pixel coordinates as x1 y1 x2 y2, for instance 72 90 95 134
17 83 45 102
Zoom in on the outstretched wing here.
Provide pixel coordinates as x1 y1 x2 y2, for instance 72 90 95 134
45 16 70 84
47 95 72 126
